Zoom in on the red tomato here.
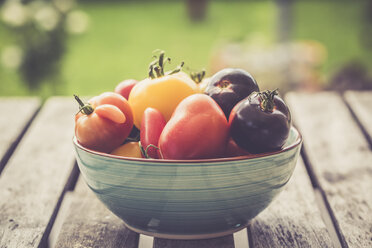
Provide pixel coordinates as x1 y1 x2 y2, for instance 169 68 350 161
140 108 166 159
74 92 134 153
225 138 251 158
158 94 229 159
115 79 138 100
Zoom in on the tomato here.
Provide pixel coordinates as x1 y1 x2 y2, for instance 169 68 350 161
205 68 259 119
229 89 291 154
114 79 138 100
111 142 142 158
225 138 251 158
159 94 229 159
128 51 198 128
140 108 166 159
74 92 134 153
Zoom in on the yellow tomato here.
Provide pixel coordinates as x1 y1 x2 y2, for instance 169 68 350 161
111 142 142 158
128 72 198 128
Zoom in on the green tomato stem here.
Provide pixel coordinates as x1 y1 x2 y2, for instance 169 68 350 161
259 89 278 112
148 50 184 78
139 141 162 159
190 69 206 84
74 95 94 115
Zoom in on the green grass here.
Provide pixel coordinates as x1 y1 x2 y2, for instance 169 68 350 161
0 1 371 96
0 1 276 96
62 1 275 96
292 1 372 76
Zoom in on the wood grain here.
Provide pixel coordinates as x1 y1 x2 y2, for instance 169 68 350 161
0 97 77 248
344 91 372 143
0 98 40 171
55 177 139 248
249 158 334 248
286 92 372 247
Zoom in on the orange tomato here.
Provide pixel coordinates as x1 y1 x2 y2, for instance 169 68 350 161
111 142 142 158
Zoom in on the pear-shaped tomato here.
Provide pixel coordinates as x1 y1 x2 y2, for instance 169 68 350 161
128 51 198 128
158 94 229 160
140 108 166 159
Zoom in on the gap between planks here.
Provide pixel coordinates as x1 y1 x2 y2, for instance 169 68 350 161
300 144 343 247
291 113 346 248
48 164 80 248
342 92 372 150
0 97 80 248
286 91 372 247
300 145 343 248
313 189 342 248
0 99 41 176
39 162 80 247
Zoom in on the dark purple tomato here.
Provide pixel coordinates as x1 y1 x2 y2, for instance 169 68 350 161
204 68 259 119
228 90 291 154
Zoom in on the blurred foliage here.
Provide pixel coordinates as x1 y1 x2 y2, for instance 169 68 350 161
292 1 372 77
59 1 275 97
0 0 371 97
0 0 88 95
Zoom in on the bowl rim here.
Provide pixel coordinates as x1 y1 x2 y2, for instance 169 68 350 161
73 126 302 164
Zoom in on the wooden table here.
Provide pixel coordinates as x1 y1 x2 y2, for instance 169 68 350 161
0 91 371 248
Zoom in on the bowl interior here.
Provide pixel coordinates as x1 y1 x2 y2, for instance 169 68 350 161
73 126 302 163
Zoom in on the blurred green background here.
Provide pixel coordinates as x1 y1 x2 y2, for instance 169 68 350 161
0 0 371 97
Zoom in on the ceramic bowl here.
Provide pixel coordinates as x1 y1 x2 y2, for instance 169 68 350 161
73 126 302 239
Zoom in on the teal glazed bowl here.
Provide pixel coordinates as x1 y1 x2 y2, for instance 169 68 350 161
73 127 302 239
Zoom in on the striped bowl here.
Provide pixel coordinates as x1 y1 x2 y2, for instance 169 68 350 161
73 126 302 239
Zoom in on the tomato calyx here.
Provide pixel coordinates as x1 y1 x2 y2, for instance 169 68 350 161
74 95 94 115
258 89 278 113
148 50 184 79
190 69 206 84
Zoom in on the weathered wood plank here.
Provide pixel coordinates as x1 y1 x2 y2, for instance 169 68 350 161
344 91 372 143
55 177 139 248
0 97 77 247
0 97 40 172
286 92 372 247
249 158 334 247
